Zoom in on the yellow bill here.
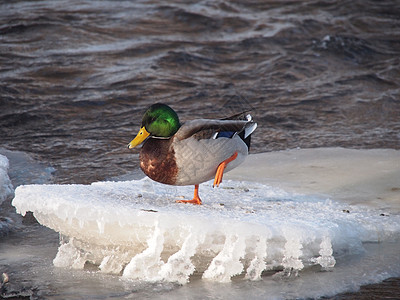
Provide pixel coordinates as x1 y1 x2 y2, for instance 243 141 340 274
128 126 150 149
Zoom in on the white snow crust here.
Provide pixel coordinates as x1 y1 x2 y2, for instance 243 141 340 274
12 148 400 285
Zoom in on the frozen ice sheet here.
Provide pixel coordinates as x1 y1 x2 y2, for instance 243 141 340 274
12 148 400 285
226 147 400 211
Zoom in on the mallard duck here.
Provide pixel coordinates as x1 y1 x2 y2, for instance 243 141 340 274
128 103 257 205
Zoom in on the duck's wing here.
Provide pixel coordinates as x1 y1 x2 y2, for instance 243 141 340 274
175 119 253 141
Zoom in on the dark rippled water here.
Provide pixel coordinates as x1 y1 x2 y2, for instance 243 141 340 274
1 0 399 184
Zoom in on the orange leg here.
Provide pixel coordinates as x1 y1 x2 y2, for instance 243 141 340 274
176 184 202 205
213 151 238 188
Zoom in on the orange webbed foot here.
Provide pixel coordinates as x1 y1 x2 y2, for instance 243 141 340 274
213 151 238 188
176 184 202 205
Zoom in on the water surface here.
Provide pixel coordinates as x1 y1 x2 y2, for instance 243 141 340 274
1 0 399 184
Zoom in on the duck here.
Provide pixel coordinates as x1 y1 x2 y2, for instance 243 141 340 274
128 103 257 205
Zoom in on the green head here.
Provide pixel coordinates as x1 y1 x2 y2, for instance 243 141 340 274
128 103 180 149
142 103 180 137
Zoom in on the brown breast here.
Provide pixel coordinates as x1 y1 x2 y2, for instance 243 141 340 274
139 137 178 185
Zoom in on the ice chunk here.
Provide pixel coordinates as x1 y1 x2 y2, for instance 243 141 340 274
12 173 400 284
0 154 13 205
0 154 14 236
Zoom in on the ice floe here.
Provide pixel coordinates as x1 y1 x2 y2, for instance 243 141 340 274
12 148 400 285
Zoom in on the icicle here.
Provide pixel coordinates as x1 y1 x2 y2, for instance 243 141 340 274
315 236 336 270
203 234 246 282
96 219 105 234
245 237 267 280
122 223 165 281
159 231 204 284
281 233 304 276
53 238 86 269
99 252 131 275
